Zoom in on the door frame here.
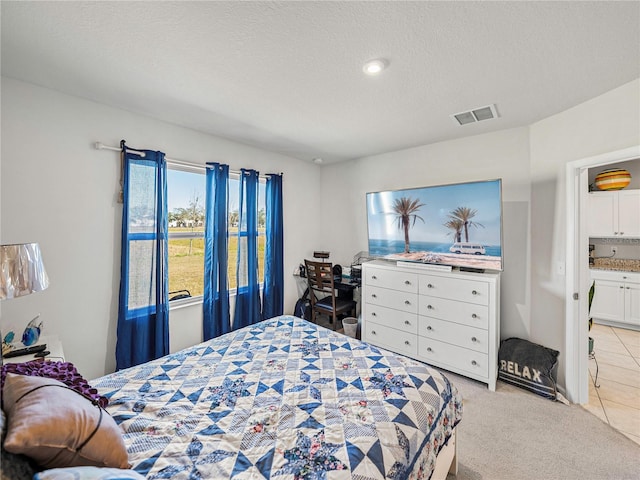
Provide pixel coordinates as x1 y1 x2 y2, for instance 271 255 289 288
565 145 640 404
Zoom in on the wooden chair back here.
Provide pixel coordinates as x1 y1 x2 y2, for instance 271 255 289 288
304 259 356 330
304 259 335 298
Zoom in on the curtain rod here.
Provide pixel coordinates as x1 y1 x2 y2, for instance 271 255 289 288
94 142 280 178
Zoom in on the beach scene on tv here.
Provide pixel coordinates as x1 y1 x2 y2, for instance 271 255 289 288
367 180 503 271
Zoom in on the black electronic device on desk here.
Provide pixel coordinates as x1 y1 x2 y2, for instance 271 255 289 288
3 343 47 358
350 265 362 282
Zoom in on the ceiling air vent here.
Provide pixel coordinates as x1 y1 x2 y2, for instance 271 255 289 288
451 104 499 126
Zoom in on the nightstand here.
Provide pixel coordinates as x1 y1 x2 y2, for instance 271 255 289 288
2 335 65 364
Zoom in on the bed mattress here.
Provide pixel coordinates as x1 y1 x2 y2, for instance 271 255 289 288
93 315 462 480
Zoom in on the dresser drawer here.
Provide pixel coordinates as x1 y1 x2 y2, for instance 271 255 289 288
366 304 418 334
365 267 418 294
418 317 488 354
419 275 489 305
364 323 418 357
418 337 489 378
365 285 418 314
418 295 489 329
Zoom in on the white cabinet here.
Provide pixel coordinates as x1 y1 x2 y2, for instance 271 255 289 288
618 191 640 237
587 190 640 237
362 260 500 390
590 270 640 328
627 283 640 325
363 266 418 358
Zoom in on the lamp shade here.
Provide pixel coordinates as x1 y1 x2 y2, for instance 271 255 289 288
0 243 49 300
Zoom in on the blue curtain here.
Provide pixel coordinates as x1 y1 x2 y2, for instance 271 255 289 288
262 173 284 319
116 144 169 370
203 163 231 340
232 169 261 330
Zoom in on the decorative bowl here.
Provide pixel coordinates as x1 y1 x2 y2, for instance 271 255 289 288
595 168 631 190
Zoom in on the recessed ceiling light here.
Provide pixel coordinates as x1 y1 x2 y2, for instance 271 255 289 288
312 157 323 164
363 59 388 76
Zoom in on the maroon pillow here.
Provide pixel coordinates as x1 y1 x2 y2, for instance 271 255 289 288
1 361 107 409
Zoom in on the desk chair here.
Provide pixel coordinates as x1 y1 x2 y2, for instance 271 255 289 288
304 259 357 330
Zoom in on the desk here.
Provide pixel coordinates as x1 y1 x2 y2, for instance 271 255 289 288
335 277 361 321
335 278 360 301
293 274 361 316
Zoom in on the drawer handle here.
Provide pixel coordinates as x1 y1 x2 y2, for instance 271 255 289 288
372 294 378 298
371 330 377 335
427 283 434 289
471 360 477 366
404 300 411 305
426 326 433 331
404 340 410 346
404 320 411 325
626 287 630 290
404 280 411 285
620 286 624 289
471 337 477 343
372 275 377 280
371 312 377 317
472 290 479 295
427 305 434 310
471 313 478 319
427 347 433 352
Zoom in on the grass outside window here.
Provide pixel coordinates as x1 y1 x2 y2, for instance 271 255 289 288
168 227 265 297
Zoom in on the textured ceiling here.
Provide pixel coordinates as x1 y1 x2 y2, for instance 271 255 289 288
2 1 639 164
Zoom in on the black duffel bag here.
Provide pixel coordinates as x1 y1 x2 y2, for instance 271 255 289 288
294 287 312 320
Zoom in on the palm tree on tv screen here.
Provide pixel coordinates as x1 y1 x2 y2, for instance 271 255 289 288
449 206 484 242
392 197 425 253
444 218 464 243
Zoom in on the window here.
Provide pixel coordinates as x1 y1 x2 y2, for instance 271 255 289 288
167 167 266 300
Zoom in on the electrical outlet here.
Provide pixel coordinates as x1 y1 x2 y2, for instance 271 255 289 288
610 246 617 255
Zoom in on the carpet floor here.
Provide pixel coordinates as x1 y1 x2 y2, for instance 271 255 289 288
443 371 640 480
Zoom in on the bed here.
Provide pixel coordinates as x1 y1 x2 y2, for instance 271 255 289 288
93 315 462 480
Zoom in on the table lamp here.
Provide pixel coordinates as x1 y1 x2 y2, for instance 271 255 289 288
1 243 50 355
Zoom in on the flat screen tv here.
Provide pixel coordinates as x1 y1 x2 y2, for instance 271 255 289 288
366 179 503 271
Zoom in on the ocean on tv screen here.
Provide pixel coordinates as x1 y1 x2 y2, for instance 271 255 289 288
369 239 501 257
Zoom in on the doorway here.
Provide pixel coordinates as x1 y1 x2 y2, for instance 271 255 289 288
565 145 640 404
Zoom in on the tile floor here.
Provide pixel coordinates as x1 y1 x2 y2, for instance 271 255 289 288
584 323 640 445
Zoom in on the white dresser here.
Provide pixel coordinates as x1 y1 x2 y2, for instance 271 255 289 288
362 260 501 390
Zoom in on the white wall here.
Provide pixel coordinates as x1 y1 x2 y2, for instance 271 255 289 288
3 74 638 391
320 127 533 342
320 78 640 392
529 78 640 387
1 77 321 379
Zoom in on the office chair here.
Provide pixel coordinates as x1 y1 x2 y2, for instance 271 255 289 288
304 259 357 330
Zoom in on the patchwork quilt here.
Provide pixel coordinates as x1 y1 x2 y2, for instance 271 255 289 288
93 316 462 480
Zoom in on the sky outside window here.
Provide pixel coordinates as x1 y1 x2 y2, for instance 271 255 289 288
167 168 266 297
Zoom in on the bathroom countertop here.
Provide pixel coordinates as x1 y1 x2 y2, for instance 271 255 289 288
590 258 640 273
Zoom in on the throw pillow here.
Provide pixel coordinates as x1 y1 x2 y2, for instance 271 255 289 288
1 361 108 409
498 337 560 400
2 373 129 469
1 408 38 480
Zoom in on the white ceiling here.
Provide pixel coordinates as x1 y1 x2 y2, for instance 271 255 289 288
2 1 639 164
